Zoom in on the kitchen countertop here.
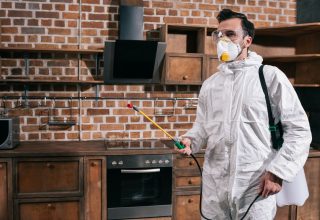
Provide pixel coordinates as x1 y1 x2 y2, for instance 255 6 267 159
0 140 175 157
1 140 319 158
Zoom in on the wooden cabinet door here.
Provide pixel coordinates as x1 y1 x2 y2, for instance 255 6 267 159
0 159 12 220
84 157 106 220
174 193 200 220
16 198 81 220
14 157 83 197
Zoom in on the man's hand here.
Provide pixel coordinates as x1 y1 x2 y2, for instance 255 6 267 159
260 171 283 197
175 137 192 155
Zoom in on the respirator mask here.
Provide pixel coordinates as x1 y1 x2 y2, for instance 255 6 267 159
213 29 246 62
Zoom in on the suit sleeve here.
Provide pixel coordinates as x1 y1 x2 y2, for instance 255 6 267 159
181 84 208 153
266 66 312 182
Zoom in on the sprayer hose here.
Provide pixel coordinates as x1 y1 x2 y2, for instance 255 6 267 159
189 154 260 220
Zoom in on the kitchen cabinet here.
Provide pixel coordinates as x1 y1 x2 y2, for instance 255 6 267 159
160 24 217 85
172 153 204 220
84 156 106 220
0 159 13 220
13 157 84 220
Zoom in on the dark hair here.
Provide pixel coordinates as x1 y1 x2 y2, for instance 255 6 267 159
216 9 255 39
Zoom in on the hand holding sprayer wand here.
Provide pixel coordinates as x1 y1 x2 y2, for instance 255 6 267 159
127 103 260 220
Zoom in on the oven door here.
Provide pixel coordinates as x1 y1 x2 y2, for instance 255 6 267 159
107 167 172 219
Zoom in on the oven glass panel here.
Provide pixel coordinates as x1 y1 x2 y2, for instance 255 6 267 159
107 167 172 208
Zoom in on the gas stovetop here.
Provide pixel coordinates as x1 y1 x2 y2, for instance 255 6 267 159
104 139 173 150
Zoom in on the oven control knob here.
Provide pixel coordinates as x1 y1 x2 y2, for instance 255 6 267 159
165 160 170 164
145 160 150 164
152 160 157 164
158 160 163 164
118 161 123 165
111 161 117 166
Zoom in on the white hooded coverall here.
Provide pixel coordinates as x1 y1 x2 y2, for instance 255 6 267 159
182 51 312 220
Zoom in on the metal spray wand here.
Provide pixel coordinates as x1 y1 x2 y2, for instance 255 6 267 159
127 103 185 149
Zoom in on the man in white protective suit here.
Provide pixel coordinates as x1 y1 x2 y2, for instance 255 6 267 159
176 9 312 220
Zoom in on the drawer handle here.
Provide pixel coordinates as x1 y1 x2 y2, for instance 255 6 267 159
182 75 189 80
188 179 193 185
46 163 55 169
188 199 193 203
91 162 97 167
47 203 55 209
189 161 194 166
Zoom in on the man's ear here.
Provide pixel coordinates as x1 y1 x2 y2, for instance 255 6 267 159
244 35 253 48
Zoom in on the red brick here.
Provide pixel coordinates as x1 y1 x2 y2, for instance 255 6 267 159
82 21 104 28
152 2 173 8
176 3 196 9
163 17 184 24
41 19 52 26
36 11 60 19
67 133 79 139
14 36 25 42
180 10 189 17
42 4 52 10
8 10 32 17
1 2 12 8
168 9 178 16
87 109 110 115
28 19 39 26
83 0 100 3
54 133 66 140
88 14 110 20
28 133 39 140
55 4 65 11
187 18 207 24
15 3 26 9
94 6 105 13
101 124 124 130
48 28 71 35
126 124 146 130
264 8 281 14
2 27 18 34
63 12 79 19
54 20 65 27
82 124 98 131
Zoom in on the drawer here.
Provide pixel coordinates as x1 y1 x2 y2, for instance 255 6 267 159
174 194 200 220
163 53 205 85
174 156 204 169
14 158 83 197
15 198 81 220
175 176 201 188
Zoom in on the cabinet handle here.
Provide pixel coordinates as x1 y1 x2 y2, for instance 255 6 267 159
182 75 189 80
46 163 54 169
0 164 3 169
91 162 97 167
188 199 193 203
47 203 55 209
189 161 194 166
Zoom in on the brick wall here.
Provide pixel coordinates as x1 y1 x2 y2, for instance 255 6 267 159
0 0 297 141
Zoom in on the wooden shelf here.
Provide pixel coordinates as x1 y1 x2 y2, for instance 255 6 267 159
255 22 320 36
0 78 104 84
0 47 103 54
263 54 320 62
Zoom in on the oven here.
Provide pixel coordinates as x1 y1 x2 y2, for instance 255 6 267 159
107 154 172 219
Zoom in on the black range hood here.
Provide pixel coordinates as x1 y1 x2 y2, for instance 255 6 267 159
103 1 166 84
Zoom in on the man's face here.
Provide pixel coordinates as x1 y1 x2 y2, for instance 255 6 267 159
215 18 245 43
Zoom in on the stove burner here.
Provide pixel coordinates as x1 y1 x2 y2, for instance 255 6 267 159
105 139 173 150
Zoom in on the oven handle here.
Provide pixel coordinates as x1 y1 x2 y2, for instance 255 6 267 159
121 168 161 174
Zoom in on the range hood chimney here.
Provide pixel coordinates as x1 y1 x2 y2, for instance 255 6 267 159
119 0 144 40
